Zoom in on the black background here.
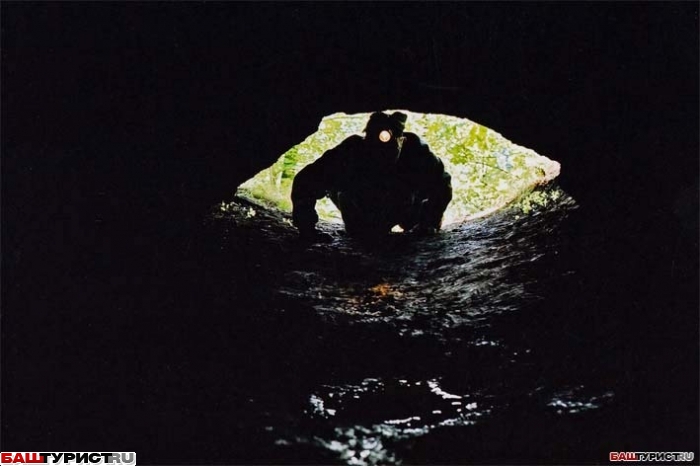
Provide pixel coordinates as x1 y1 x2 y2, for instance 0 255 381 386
2 2 698 464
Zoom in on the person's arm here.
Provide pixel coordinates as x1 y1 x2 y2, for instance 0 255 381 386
409 136 453 232
291 160 327 236
421 155 452 230
291 137 357 237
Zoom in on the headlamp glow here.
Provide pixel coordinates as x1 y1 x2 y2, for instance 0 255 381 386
378 130 392 143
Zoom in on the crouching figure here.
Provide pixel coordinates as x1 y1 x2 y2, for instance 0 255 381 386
292 111 452 241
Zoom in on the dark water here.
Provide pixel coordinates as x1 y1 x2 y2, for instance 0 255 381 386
170 190 694 465
5 187 697 465
3 4 697 464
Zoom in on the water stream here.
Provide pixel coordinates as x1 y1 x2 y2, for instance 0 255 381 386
201 190 643 464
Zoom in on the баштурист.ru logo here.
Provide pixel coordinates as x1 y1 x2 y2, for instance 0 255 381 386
1 453 136 465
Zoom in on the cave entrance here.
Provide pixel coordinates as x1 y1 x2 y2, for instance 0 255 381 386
237 110 562 225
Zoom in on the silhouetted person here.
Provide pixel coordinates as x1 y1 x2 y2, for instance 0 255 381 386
292 111 452 241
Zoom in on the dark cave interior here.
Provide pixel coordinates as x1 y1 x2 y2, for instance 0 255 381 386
2 3 698 463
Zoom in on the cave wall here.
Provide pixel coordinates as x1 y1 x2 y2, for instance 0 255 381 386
3 3 698 239
3 4 698 457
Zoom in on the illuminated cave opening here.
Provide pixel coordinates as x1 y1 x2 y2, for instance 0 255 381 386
237 111 563 225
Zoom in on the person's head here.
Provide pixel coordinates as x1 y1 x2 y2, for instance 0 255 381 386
363 111 408 157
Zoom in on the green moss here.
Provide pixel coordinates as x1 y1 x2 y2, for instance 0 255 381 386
238 111 562 224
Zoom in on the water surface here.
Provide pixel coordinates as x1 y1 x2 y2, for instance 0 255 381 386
203 191 665 464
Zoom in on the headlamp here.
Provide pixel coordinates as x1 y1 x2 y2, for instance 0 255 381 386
378 130 392 143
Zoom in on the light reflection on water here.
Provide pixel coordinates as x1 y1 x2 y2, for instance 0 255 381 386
286 375 616 466
291 376 615 465
299 377 493 466
220 188 619 465
547 386 615 415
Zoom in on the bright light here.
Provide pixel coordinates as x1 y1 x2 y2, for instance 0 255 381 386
238 111 562 225
379 130 392 142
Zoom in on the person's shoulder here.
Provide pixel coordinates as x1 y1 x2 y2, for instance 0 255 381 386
403 132 433 155
337 134 364 147
403 132 423 143
401 133 447 172
343 134 366 151
315 135 363 168
403 132 430 149
320 134 362 157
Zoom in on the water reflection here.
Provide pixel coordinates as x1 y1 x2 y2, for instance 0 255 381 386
215 188 624 465
274 190 577 338
299 377 493 466
285 375 615 465
547 386 615 415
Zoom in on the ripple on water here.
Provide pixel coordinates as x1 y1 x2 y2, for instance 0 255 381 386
285 377 494 466
546 385 615 415
277 377 616 465
269 193 577 337
218 190 603 465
